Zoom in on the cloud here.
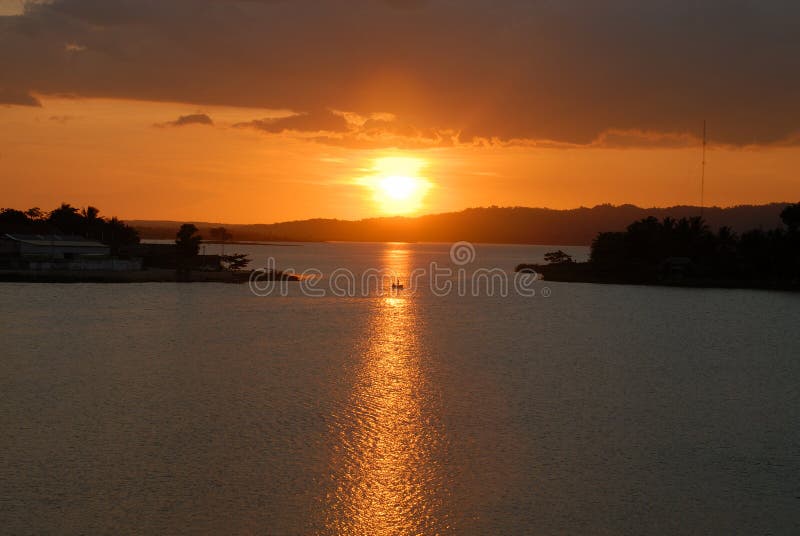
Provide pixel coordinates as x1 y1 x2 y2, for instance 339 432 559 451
232 109 796 151
383 0 431 10
64 42 87 52
49 114 76 123
236 109 458 149
0 87 41 106
156 113 214 127
46 0 154 26
1 0 799 147
590 129 701 150
235 109 348 134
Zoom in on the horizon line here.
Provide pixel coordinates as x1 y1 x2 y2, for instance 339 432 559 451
122 201 794 227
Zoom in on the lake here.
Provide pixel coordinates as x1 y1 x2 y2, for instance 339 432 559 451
1 242 799 535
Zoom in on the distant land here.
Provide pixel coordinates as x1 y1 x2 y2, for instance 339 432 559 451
130 203 792 246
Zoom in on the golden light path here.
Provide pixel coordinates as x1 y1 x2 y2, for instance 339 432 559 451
358 157 433 215
324 244 450 535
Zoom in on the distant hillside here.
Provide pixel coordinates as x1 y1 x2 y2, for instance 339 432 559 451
130 203 794 246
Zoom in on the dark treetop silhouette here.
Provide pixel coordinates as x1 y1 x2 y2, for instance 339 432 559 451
0 203 140 254
0 204 271 282
518 203 800 290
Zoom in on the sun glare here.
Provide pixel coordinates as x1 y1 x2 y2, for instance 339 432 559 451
359 157 432 215
379 176 418 201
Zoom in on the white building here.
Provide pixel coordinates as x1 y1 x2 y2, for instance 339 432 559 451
3 234 110 260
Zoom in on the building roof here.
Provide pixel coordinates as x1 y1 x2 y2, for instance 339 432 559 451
3 234 109 248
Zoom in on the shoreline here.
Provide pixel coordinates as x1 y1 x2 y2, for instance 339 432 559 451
0 268 299 284
519 262 800 291
200 240 304 247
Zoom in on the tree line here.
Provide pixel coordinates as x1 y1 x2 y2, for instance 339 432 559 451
175 223 250 273
130 203 793 245
583 203 800 285
0 203 140 254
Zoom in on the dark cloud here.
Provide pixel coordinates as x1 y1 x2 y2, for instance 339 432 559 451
235 111 457 148
156 113 214 127
236 110 348 133
383 0 431 10
0 88 41 107
590 130 699 150
2 0 799 146
47 0 163 26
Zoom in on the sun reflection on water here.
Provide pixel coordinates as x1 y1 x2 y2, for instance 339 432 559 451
323 245 449 535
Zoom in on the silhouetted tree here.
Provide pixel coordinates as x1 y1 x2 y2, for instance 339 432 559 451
176 224 202 256
175 224 202 280
104 217 140 255
0 208 30 225
210 226 233 255
590 231 626 267
781 203 800 232
712 225 739 276
47 203 84 234
78 206 104 241
209 227 233 242
82 206 100 221
1 203 139 247
221 253 251 271
25 207 43 221
586 211 799 287
544 250 574 264
780 203 800 280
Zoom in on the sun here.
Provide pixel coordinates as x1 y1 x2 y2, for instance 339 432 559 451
358 157 433 215
379 175 420 201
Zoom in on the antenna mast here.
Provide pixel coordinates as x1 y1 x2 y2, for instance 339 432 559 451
700 120 706 218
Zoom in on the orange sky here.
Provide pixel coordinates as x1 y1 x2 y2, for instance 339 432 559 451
2 1 799 223
1 96 799 223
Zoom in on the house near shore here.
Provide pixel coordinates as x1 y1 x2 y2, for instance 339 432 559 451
0 234 140 271
1 234 110 259
0 234 222 272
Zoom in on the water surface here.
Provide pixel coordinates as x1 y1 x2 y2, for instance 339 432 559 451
1 242 799 534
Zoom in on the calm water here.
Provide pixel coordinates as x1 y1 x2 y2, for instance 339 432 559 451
1 242 799 535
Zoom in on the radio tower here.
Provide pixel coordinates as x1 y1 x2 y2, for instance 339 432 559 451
700 120 707 218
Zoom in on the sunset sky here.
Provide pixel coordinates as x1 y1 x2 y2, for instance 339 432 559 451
2 0 799 223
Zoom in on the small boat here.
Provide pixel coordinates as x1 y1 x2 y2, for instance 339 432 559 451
391 278 404 290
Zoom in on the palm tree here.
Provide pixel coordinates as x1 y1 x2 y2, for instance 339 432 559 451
175 224 202 280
